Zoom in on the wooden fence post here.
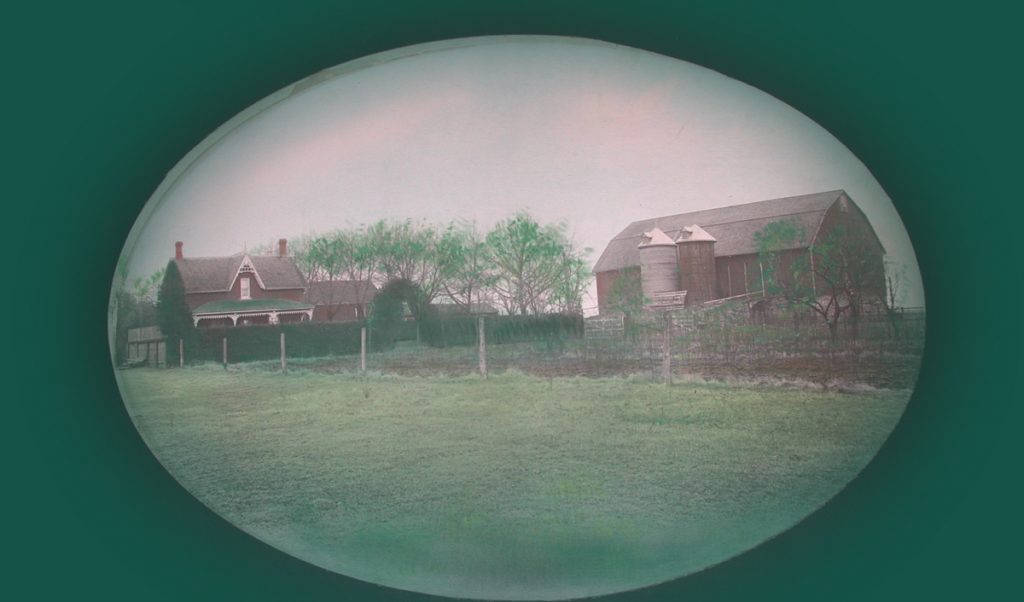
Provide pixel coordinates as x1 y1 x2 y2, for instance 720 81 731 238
360 327 367 372
222 337 228 369
280 332 286 373
478 316 487 378
179 338 184 368
662 311 672 386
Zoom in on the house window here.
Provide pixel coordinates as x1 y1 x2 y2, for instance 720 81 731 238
240 277 251 299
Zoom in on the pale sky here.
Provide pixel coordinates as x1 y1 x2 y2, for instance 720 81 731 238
120 36 924 309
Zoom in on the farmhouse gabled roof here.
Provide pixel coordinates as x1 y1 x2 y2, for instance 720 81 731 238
306 280 378 305
593 190 846 273
175 254 306 293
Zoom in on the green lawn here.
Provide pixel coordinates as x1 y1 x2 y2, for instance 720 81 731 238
118 367 908 600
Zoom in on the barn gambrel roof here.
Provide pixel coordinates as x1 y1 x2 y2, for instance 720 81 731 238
593 190 849 273
175 254 307 293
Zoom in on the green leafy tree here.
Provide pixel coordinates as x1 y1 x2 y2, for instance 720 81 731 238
486 212 578 315
284 212 592 319
755 219 883 342
156 261 196 364
127 267 164 306
369 219 453 303
550 245 592 315
368 278 441 348
437 221 496 311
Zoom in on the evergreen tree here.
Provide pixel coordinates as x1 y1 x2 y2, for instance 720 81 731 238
156 260 196 364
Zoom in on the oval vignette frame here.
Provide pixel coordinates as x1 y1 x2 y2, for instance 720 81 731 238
110 35 925 601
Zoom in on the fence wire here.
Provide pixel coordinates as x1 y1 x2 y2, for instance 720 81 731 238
142 307 924 389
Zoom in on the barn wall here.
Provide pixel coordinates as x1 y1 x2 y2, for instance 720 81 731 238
595 269 620 314
313 304 365 322
715 250 814 299
714 253 765 298
595 266 641 314
812 195 886 297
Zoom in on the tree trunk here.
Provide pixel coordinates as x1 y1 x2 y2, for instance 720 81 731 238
827 319 839 343
849 298 861 339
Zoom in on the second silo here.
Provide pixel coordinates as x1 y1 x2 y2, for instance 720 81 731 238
675 224 717 305
638 227 680 303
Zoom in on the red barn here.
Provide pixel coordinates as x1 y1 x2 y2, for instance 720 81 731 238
306 280 378 322
593 190 886 313
172 239 314 327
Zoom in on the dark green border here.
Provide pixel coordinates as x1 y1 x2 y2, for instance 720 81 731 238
7 2 1021 601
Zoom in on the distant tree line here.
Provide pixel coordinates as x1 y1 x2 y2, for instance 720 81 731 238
283 211 592 316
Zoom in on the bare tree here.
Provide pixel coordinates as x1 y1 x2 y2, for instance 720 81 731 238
293 230 382 320
877 256 908 337
369 219 453 303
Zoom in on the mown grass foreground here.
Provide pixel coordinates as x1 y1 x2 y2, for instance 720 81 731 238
118 368 908 600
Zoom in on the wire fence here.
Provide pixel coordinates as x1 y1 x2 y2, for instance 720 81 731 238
579 306 925 388
128 305 924 389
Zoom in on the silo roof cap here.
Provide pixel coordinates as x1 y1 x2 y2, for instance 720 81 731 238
675 224 717 243
638 227 676 247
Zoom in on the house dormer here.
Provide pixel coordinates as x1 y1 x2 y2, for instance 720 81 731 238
231 255 267 296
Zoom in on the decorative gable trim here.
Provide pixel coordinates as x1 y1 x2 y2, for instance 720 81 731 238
228 255 267 292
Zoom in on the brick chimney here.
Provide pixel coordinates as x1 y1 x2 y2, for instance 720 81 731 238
175 241 183 260
278 238 288 257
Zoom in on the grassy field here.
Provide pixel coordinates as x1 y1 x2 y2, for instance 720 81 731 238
118 366 909 600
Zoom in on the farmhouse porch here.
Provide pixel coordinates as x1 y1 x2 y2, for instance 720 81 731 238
192 298 314 327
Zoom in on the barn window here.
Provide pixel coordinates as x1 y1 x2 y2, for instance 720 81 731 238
240 277 251 299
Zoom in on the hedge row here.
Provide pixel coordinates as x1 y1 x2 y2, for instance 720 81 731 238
188 314 584 363
193 321 366 363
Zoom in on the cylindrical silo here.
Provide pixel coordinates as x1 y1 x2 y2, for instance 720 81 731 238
676 224 717 305
638 227 680 303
